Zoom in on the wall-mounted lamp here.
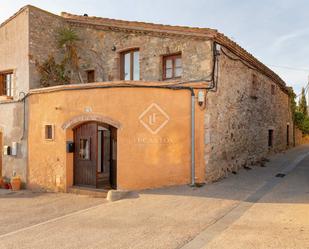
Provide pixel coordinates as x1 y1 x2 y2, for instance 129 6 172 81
111 45 117 52
215 44 221 56
197 90 205 106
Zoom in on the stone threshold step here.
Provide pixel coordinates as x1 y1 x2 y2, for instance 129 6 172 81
68 186 109 198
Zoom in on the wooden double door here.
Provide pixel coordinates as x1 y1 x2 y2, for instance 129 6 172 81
73 122 117 189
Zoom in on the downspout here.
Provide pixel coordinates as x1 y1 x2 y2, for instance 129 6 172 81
19 92 26 141
190 42 219 186
191 89 196 186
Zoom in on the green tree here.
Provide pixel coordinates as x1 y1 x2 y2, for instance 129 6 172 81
57 27 83 83
298 87 308 116
288 87 309 134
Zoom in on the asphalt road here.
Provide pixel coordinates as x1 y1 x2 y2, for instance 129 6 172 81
0 145 308 249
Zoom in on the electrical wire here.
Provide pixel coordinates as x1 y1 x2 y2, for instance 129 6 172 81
267 64 309 72
220 47 257 71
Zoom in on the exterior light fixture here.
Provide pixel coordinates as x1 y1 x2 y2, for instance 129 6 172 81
215 44 221 56
197 90 205 106
112 45 116 51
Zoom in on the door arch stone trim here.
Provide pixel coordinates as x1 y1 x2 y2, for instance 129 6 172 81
62 114 122 130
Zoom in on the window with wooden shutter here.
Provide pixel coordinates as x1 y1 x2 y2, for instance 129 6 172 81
0 72 13 97
0 74 4 96
163 53 182 80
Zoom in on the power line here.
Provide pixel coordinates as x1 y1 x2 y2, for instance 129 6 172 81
296 82 309 100
267 64 309 72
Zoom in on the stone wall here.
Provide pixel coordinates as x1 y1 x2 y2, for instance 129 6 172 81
204 48 293 181
27 7 213 87
295 127 309 145
28 7 66 89
74 27 213 83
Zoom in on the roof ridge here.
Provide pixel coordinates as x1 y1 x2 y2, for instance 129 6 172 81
60 12 218 35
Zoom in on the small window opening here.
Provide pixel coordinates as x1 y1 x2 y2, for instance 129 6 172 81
271 85 275 95
268 129 274 147
45 125 54 140
86 70 95 83
252 74 257 87
250 74 258 98
79 138 90 160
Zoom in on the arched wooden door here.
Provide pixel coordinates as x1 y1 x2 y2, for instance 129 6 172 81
74 122 98 187
73 122 117 189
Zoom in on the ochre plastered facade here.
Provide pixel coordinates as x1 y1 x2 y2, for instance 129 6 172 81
27 85 205 191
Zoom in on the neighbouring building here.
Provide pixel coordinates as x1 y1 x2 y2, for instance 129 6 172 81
0 5 294 192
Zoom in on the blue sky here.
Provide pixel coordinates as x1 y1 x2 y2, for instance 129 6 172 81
1 0 309 95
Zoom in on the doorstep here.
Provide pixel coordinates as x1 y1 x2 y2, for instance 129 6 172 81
68 186 109 198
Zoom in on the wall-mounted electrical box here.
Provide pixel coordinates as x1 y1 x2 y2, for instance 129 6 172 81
66 141 75 153
11 142 18 156
3 146 11 156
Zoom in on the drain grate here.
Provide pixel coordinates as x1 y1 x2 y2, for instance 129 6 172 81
275 173 286 178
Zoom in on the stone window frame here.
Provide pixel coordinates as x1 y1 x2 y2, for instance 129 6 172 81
43 124 55 141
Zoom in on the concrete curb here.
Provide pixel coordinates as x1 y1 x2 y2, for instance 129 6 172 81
106 190 132 202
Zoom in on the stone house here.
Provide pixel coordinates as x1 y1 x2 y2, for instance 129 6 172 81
0 5 294 191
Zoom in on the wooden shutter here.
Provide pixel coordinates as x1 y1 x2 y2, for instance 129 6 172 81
0 74 4 95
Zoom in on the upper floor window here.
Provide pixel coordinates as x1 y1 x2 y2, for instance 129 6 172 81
0 72 13 97
120 49 140 81
163 54 182 80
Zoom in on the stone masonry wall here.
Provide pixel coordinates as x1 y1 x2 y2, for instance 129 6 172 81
204 49 293 181
295 127 309 145
74 27 213 83
28 7 67 89
28 7 213 87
